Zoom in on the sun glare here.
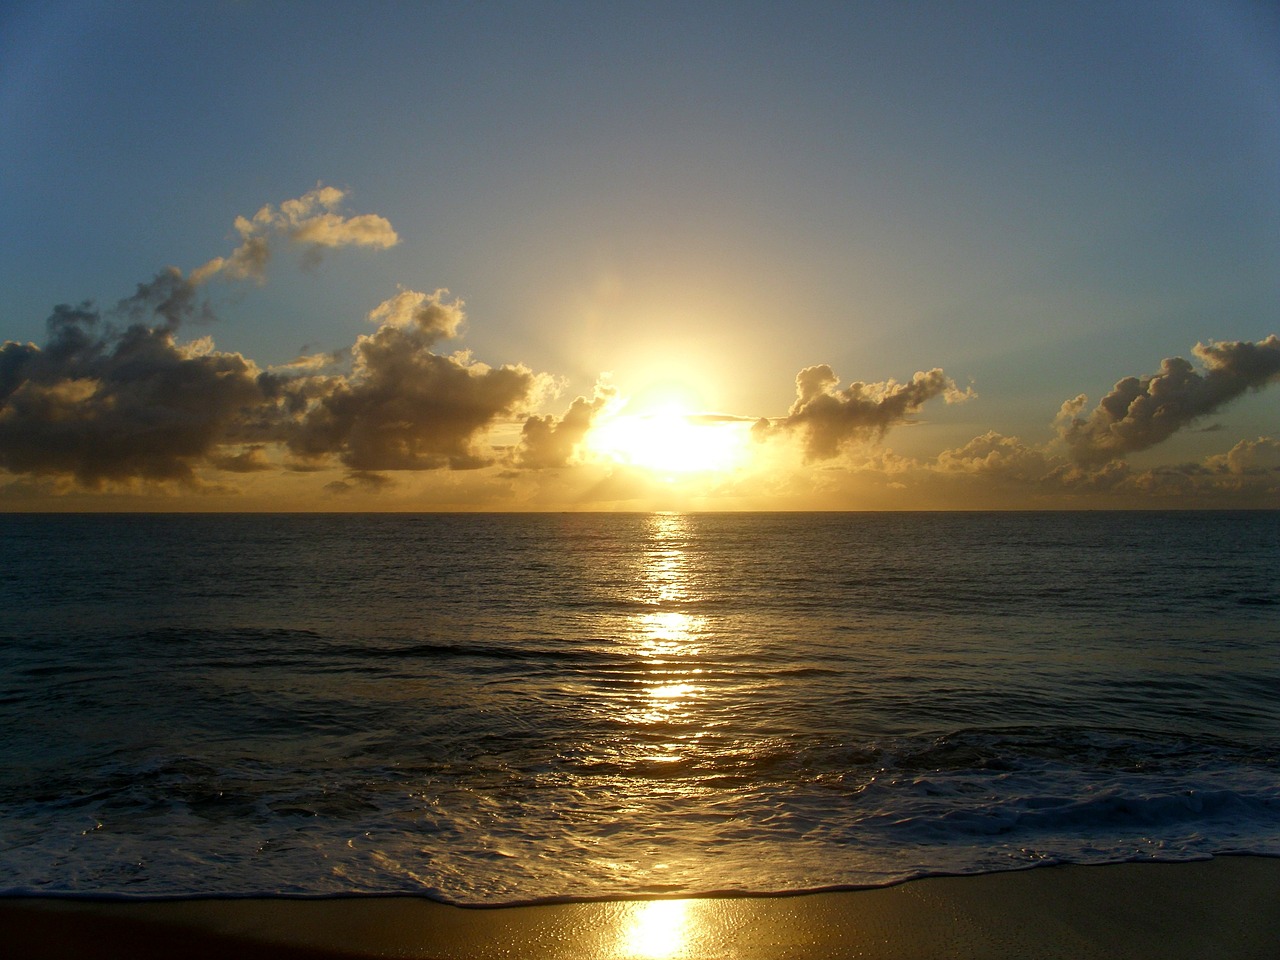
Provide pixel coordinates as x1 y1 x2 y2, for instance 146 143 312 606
620 899 693 959
587 401 746 476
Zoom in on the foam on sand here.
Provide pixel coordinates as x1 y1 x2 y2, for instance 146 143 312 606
3 856 1277 959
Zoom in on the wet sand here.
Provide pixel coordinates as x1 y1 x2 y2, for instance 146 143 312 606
3 856 1277 959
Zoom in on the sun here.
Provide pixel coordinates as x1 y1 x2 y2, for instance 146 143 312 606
586 398 747 475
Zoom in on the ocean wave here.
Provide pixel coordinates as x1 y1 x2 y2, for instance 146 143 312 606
3 511 1278 903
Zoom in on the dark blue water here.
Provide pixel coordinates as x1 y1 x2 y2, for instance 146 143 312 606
1 511 1277 903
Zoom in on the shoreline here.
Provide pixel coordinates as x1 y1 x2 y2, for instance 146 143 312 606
3 856 1277 959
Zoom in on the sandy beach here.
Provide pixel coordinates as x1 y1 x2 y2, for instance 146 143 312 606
3 856 1277 959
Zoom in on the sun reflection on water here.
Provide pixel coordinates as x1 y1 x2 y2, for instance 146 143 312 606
643 514 696 606
629 517 707 732
630 609 705 727
637 611 701 657
647 682 696 701
619 899 693 959
605 514 724 890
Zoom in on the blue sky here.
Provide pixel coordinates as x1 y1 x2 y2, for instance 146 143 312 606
1 1 1277 509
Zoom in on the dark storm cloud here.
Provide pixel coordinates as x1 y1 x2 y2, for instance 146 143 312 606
515 384 617 469
755 363 971 461
0 299 268 485
1057 336 1280 465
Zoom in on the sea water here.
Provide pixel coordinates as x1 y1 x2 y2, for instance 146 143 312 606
1 511 1276 904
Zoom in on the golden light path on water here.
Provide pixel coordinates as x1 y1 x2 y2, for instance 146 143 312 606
614 515 706 957
630 513 707 754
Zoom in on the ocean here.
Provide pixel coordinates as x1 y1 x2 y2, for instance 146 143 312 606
1 511 1277 905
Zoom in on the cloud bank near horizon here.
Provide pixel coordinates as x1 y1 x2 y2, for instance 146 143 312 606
1 187 1276 506
912 430 1280 505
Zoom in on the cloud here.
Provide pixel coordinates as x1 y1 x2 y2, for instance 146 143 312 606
282 290 549 471
190 184 398 285
934 431 1057 482
0 288 548 485
211 445 273 473
923 429 1280 504
7 180 1275 511
1203 436 1280 476
117 267 215 330
268 351 345 373
1122 443 1280 502
324 470 395 496
1057 336 1280 465
365 288 464 340
515 382 617 468
923 431 1143 498
0 194 547 493
0 300 268 486
2 263 548 487
755 363 972 461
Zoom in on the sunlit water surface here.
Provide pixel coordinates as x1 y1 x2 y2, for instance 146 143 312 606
1 511 1277 903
